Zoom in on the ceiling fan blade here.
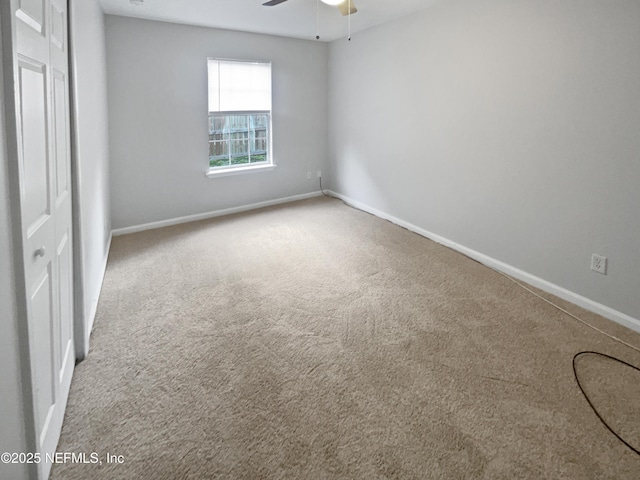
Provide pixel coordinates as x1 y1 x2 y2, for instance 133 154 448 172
336 1 357 16
262 0 288 6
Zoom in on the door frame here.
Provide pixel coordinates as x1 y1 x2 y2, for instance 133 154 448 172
67 0 87 361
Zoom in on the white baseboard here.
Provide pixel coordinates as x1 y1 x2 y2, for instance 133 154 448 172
76 232 113 361
112 191 323 236
328 190 640 335
76 230 112 361
86 231 112 338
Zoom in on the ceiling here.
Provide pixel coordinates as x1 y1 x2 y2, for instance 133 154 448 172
98 0 438 42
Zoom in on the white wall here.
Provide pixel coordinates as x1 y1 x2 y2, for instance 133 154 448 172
106 16 328 230
0 9 30 479
70 0 112 359
328 0 640 322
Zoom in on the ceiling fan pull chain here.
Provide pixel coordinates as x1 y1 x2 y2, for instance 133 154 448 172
348 0 351 41
316 0 320 40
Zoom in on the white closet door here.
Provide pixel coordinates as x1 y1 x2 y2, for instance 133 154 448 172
14 0 74 477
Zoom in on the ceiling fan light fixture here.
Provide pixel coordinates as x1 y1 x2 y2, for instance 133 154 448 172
321 0 345 5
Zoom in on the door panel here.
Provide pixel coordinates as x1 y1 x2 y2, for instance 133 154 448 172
50 2 63 49
18 59 49 231
52 71 68 201
29 267 56 444
17 0 44 33
57 231 73 380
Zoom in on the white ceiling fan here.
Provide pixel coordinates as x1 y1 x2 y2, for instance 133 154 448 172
262 0 358 16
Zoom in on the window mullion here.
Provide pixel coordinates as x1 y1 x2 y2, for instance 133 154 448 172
247 114 251 164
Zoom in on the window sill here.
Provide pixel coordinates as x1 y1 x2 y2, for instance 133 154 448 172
205 164 276 179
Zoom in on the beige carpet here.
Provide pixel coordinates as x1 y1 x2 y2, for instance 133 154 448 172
52 197 640 479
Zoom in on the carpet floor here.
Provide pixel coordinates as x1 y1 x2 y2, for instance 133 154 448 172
51 197 640 479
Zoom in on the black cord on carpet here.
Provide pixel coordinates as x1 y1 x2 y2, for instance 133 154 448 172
573 351 640 456
325 196 640 456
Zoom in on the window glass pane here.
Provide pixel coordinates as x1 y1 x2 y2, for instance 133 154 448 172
253 114 268 128
212 115 227 132
251 131 267 154
209 140 229 168
228 115 247 131
208 112 269 169
231 129 249 167
210 158 230 168
209 141 228 157
230 132 248 141
231 157 249 165
230 139 248 153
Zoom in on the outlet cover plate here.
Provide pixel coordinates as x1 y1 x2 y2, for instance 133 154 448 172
591 254 607 275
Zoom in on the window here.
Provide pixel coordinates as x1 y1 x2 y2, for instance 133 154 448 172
207 59 273 176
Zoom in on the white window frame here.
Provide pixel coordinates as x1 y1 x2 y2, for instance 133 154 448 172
206 59 275 178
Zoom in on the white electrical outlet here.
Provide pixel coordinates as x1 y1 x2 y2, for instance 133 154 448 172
317 170 322 178
591 254 607 275
306 171 312 180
